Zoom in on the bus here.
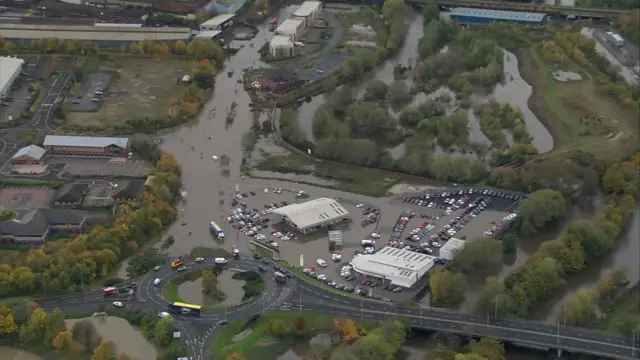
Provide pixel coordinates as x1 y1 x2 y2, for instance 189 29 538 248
168 302 202 316
274 271 286 283
209 221 225 240
171 257 184 269
103 287 116 296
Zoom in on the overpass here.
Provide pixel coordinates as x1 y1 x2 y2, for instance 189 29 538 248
407 0 634 18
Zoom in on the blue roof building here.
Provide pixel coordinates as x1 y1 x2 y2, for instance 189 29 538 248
450 7 548 26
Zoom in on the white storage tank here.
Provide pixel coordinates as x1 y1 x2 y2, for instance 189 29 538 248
439 238 466 261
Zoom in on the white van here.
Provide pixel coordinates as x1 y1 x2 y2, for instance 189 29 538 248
361 239 375 246
153 278 161 286
317 259 327 267
214 258 228 264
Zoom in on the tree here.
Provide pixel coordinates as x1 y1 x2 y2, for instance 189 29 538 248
450 237 502 274
515 189 567 236
51 330 73 351
292 316 310 336
91 340 114 360
226 352 245 360
154 316 177 348
429 270 466 305
201 270 218 295
363 80 389 101
267 318 287 337
562 220 614 264
0 312 17 335
382 0 406 20
45 308 67 347
174 40 187 54
565 290 596 326
469 337 505 360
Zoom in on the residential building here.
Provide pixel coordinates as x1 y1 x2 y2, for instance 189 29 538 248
43 135 130 157
269 35 294 58
350 246 436 288
292 1 322 28
10 145 47 164
275 19 304 41
450 8 548 26
0 209 88 247
270 197 349 234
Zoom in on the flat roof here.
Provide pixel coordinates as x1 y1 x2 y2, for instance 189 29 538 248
12 145 46 160
451 7 547 22
351 246 435 288
272 197 348 229
270 35 293 47
0 29 188 42
194 30 222 39
0 56 24 94
276 19 303 35
440 237 466 253
94 23 143 28
294 1 321 17
200 14 235 28
43 135 130 149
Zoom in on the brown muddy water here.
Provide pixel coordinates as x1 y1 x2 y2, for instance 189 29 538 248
64 317 157 360
178 270 245 306
0 347 43 360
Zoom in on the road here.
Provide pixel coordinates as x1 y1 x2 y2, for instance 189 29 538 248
33 254 639 360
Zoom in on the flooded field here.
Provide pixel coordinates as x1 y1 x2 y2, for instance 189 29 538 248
178 270 245 306
64 317 157 360
0 347 43 360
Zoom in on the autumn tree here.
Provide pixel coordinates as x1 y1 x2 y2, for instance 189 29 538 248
91 340 114 360
0 311 17 335
51 330 73 351
292 316 310 336
565 290 596 326
469 337 505 360
226 352 245 360
174 40 187 54
154 316 177 348
430 269 466 305
267 318 287 337
45 308 67 347
333 318 358 342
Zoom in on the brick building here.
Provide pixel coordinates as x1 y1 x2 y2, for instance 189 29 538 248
43 135 130 157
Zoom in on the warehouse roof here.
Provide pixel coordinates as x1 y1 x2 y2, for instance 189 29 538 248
200 14 235 29
276 19 302 35
0 56 24 94
194 30 222 39
270 35 293 47
12 145 46 161
43 135 130 149
272 197 348 229
0 208 87 237
351 246 436 288
451 7 547 22
440 237 466 254
294 1 321 17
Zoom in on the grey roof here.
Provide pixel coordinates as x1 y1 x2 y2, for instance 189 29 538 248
55 183 90 204
272 197 349 229
12 145 47 160
43 135 129 149
0 208 87 237
451 7 547 22
111 179 145 200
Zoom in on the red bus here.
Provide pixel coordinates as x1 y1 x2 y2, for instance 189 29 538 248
171 257 184 269
103 287 116 296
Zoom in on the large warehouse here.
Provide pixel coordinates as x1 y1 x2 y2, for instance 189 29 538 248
275 19 304 41
43 135 130 157
271 197 349 234
450 8 548 26
293 1 322 28
0 56 24 100
351 246 436 288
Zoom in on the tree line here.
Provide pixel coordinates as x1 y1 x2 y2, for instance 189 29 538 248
0 302 185 360
427 336 508 360
0 152 182 297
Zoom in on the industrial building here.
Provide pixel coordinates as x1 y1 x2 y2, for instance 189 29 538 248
439 238 466 261
0 208 88 247
200 14 236 31
43 135 130 157
275 19 304 41
211 0 248 14
0 23 189 47
350 246 436 288
450 7 548 26
293 1 322 28
10 145 47 165
270 197 349 234
0 56 24 100
269 35 294 58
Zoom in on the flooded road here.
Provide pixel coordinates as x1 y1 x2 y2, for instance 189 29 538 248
0 347 43 360
178 270 245 306
65 317 157 360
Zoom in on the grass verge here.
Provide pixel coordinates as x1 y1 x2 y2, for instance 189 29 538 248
211 311 376 359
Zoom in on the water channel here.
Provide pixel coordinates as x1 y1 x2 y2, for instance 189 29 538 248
151 1 638 333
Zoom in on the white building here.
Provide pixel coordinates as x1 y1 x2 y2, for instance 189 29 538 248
270 197 349 234
269 35 294 58
194 30 222 40
200 14 236 31
0 56 24 100
439 238 466 261
351 246 436 288
293 1 322 28
275 19 304 42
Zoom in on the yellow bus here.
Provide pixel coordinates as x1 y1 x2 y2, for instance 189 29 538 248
168 302 202 316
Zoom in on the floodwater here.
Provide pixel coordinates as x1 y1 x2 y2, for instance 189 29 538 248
0 347 43 360
64 317 157 360
276 333 332 360
178 270 245 306
296 94 325 142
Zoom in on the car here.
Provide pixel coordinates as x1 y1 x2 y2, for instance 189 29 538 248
217 320 229 326
264 188 269 193
317 259 327 267
159 312 171 318
177 266 187 271
113 301 124 308
258 265 266 273
371 232 381 239
195 257 205 262
316 68 324 74
356 204 364 208
212 155 219 160
253 253 261 260
153 265 161 271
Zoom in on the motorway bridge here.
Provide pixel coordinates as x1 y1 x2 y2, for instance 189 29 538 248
35 254 640 360
408 0 634 18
